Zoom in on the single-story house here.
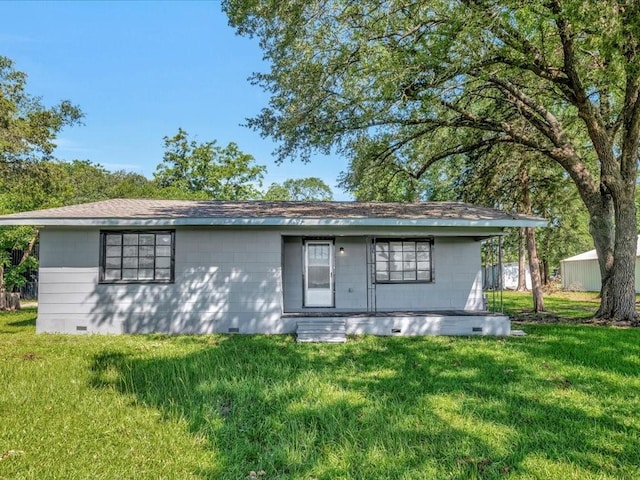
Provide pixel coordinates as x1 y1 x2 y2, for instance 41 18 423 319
0 199 545 339
561 236 640 293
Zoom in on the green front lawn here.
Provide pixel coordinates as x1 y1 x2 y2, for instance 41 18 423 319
501 291 602 322
1 308 639 479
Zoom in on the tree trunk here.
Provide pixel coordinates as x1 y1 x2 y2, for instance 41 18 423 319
541 260 548 285
525 227 545 312
0 264 20 311
605 194 637 321
588 185 637 321
18 231 38 268
0 292 21 311
516 228 528 291
520 167 544 312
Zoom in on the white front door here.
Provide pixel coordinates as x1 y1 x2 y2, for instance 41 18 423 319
304 240 334 307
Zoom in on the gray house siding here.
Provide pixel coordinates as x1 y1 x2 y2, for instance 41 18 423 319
282 236 483 312
373 238 483 310
38 227 284 334
334 237 368 310
282 237 303 312
38 227 485 335
283 236 369 312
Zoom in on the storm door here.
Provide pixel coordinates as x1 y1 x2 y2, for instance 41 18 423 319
304 240 334 307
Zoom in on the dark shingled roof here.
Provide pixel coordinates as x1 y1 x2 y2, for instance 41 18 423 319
0 198 543 220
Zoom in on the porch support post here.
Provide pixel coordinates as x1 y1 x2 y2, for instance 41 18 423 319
498 235 504 314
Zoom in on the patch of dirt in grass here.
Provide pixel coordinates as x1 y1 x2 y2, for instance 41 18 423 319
21 352 39 361
512 310 639 328
0 450 25 461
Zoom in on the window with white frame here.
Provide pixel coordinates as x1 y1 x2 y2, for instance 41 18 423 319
374 238 433 283
100 231 175 283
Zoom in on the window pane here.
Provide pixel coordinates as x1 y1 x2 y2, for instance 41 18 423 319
390 242 403 261
416 242 430 252
308 266 330 288
123 257 138 269
106 245 122 257
390 260 402 272
156 257 171 269
122 269 138 280
403 271 417 281
139 246 155 257
376 271 389 281
138 269 154 280
403 261 415 271
156 246 171 257
104 269 121 280
123 246 138 257
417 261 430 271
139 234 155 245
417 250 430 261
375 243 389 261
376 249 389 261
155 269 171 280
390 271 403 281
376 261 388 272
308 244 330 265
105 257 121 268
123 234 138 245
417 270 431 281
139 257 154 268
157 234 172 245
106 235 122 246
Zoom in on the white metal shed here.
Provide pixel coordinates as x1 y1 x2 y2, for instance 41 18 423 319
561 236 640 293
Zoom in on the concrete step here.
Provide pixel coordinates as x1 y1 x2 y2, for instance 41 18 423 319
296 319 347 343
297 319 346 325
297 334 347 343
297 325 347 333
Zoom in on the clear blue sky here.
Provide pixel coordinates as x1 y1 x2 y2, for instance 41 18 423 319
2 1 350 199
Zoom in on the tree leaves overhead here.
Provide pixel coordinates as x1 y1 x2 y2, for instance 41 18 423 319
153 128 266 200
0 56 83 164
263 177 333 200
224 0 637 189
225 0 640 320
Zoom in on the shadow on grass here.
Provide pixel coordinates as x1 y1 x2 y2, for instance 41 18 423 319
0 307 37 334
89 330 640 479
7 317 36 327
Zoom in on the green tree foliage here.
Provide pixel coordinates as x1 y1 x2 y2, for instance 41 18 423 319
225 0 640 321
0 56 82 165
154 128 266 200
263 177 333 201
0 57 82 304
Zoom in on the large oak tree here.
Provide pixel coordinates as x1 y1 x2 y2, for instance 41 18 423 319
224 0 640 321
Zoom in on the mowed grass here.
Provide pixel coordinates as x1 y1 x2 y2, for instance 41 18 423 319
1 308 640 479
501 291 602 322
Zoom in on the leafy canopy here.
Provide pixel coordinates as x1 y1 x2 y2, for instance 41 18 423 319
0 56 83 164
153 128 266 200
263 177 333 201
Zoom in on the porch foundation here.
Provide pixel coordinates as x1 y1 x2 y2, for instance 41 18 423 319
287 311 511 337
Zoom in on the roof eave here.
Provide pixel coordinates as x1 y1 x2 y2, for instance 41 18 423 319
0 217 548 228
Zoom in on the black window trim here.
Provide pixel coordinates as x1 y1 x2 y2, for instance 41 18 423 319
373 237 434 284
99 229 176 284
